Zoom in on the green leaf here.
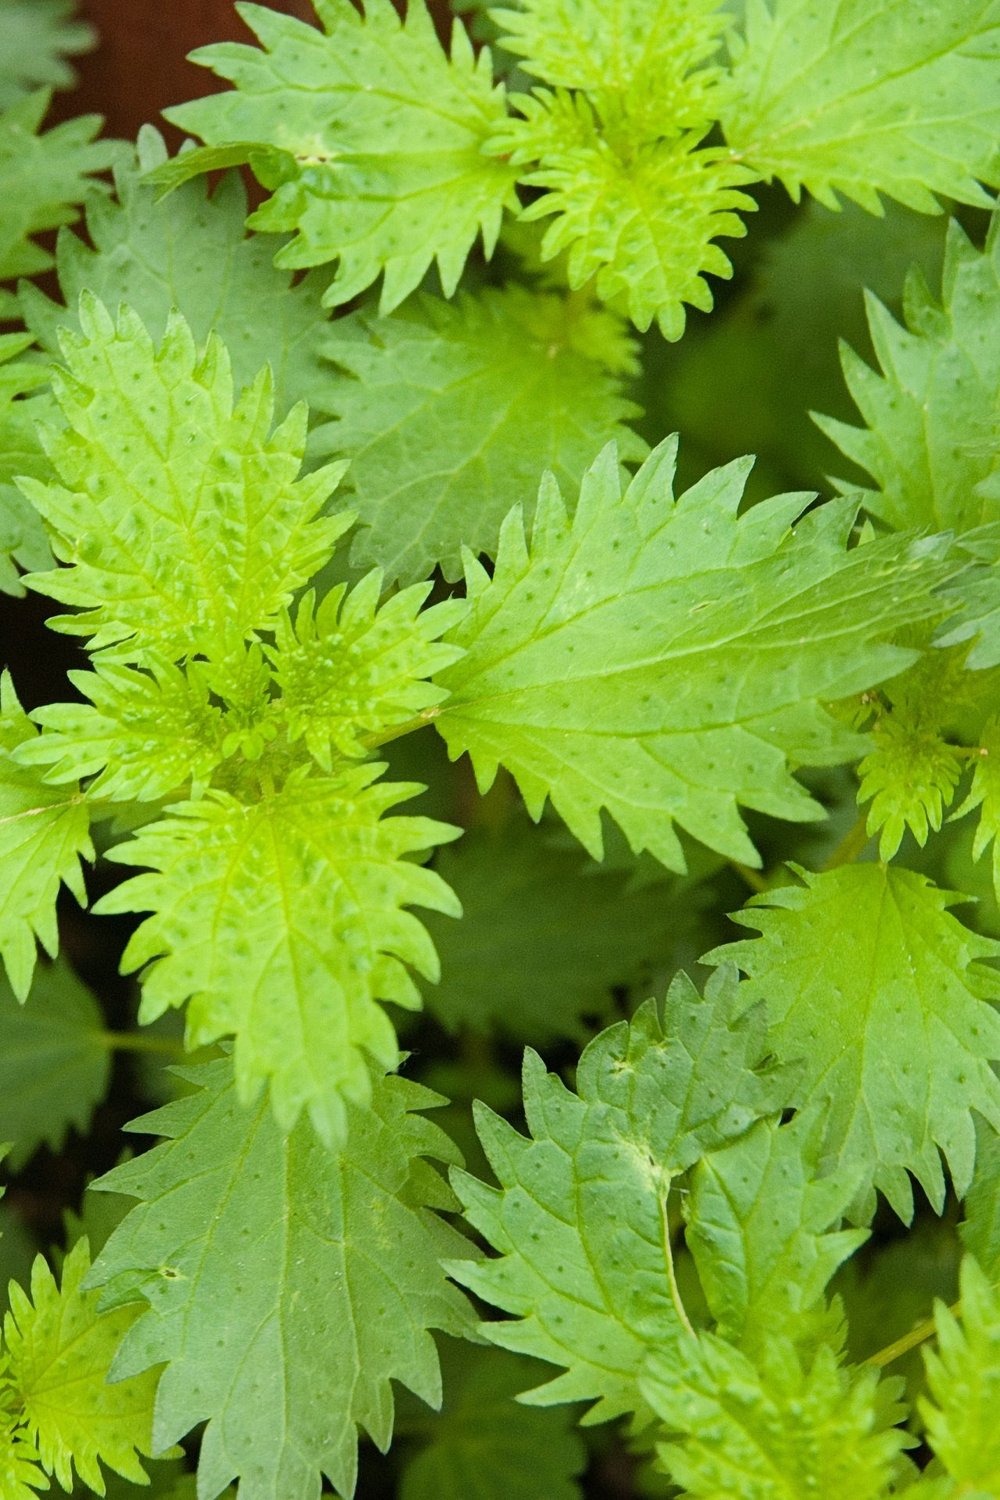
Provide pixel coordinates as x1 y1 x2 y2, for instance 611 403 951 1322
20 299 350 662
269 576 466 769
0 958 109 1170
959 1120 1000 1279
0 1415 46 1500
721 0 1000 213
0 0 94 108
162 0 519 311
817 216 1000 534
449 969 788 1423
87 1057 475 1500
921 1256 1000 1489
311 286 647 587
434 439 950 871
492 92 757 339
4 1239 161 1494
0 674 92 1001
491 0 730 133
95 768 460 1143
0 90 119 283
19 126 335 420
685 1113 867 1361
0 332 54 596
709 863 1000 1220
397 1341 585 1500
421 817 703 1042
643 1335 910 1498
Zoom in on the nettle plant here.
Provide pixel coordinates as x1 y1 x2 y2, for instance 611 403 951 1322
2 0 1000 1495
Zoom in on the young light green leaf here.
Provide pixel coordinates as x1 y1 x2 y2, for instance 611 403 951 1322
685 1113 867 1361
162 0 519 312
0 958 109 1170
87 1057 475 1500
0 90 118 282
4 1239 161 1494
269 575 466 769
0 1414 46 1500
434 439 950 871
422 817 702 1042
708 863 1000 1221
721 1 1000 212
20 299 349 662
398 1342 585 1500
491 0 730 134
95 768 460 1143
450 969 788 1423
817 216 1000 534
0 674 92 1001
644 1335 910 1499
311 286 647 587
0 332 53 596
19 126 334 419
0 0 94 108
492 93 757 340
921 1256 1000 1490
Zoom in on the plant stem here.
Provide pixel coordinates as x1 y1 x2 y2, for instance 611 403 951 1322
728 859 768 893
96 1030 188 1059
659 1182 695 1338
822 811 871 871
866 1306 949 1369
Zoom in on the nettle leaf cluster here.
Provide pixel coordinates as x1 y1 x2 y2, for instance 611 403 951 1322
1 0 1000 1495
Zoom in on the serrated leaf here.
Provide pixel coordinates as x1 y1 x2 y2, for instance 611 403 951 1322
5 1240 160 1494
708 863 1000 1221
434 439 950 871
269 575 466 769
0 673 92 1000
95 768 460 1143
87 1057 475 1500
19 126 334 419
162 0 519 311
721 0 1000 213
397 1341 585 1500
310 286 647 587
643 1335 909 1498
921 1256 1000 1488
449 969 788 1423
0 0 94 108
421 817 700 1042
492 93 757 339
0 1415 46 1500
818 216 1000 534
0 90 119 283
685 1113 866 1361
0 958 109 1170
959 1120 1000 1279
491 0 730 134
0 331 54 596
20 299 349 662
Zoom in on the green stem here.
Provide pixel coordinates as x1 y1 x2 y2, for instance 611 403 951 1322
659 1182 695 1338
96 1030 188 1059
728 859 768 894
362 708 441 752
866 1306 950 1369
822 812 871 871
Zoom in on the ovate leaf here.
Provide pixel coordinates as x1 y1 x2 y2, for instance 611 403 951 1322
311 286 646 586
95 769 460 1143
644 1336 909 1499
0 0 94 108
0 958 109 1169
721 0 1000 212
709 863 1000 1220
434 440 950 870
450 969 787 1423
20 126 334 419
4 1240 161 1494
921 1256 1000 1490
163 0 519 311
0 90 118 283
20 299 349 662
817 216 1000 533
87 1057 475 1500
0 674 92 1000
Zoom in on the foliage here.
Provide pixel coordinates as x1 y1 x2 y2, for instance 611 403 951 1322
2 2 1000 1497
